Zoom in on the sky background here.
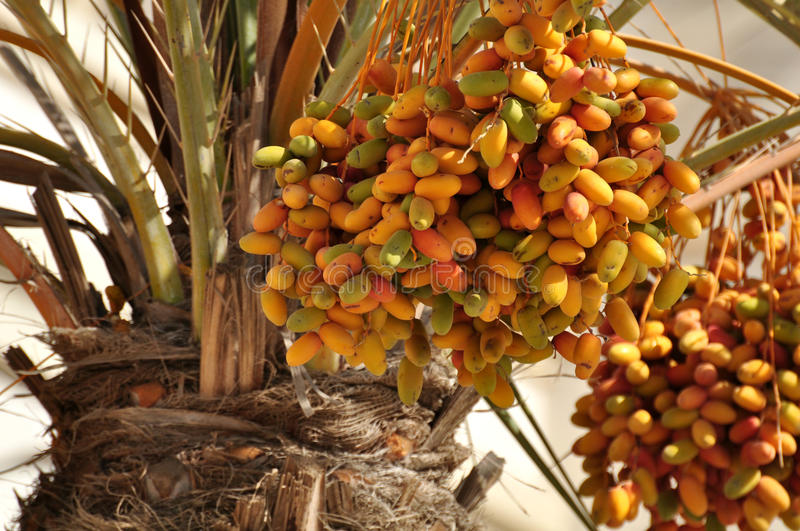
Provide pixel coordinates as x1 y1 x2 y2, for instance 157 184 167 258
0 0 798 529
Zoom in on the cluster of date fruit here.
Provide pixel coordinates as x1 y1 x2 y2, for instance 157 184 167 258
240 1 700 409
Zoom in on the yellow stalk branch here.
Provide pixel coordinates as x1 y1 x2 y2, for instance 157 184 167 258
619 33 799 103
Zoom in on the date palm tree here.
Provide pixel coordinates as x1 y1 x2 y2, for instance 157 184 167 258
1 0 799 529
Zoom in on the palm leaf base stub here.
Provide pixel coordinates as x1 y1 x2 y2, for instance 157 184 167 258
8 328 481 530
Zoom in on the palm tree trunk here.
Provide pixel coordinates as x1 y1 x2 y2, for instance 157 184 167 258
6 328 489 530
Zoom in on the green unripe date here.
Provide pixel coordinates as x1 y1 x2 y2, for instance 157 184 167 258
468 16 506 42
459 71 509 97
346 138 388 169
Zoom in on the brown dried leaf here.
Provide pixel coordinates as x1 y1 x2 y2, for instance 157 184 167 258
0 226 76 328
33 174 96 322
226 445 265 462
0 150 90 193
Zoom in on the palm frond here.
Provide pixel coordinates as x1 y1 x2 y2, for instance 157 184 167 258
451 0 481 42
736 0 800 47
120 0 184 198
100 0 135 54
487 399 597 531
162 0 227 336
0 45 89 159
318 12 386 104
232 0 259 85
32 176 100 322
0 127 127 211
0 225 77 329
337 0 379 58
684 107 800 170
0 150 95 194
3 2 183 303
607 0 651 29
508 379 586 519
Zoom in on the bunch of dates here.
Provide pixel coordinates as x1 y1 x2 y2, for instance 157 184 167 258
241 0 701 406
571 271 800 529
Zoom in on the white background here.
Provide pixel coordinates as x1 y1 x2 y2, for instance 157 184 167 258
1 1 799 528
